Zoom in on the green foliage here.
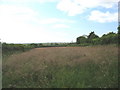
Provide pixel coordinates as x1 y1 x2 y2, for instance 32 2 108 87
2 43 34 59
76 31 118 45
77 36 87 44
30 43 40 48
87 31 99 43
100 32 118 44
3 45 118 88
3 59 118 88
92 38 101 45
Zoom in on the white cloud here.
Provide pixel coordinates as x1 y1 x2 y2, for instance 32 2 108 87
1 0 118 17
57 0 85 16
57 0 118 16
0 4 72 43
88 10 118 23
1 0 59 3
37 0 59 3
52 24 70 28
0 5 38 24
0 5 44 43
39 18 75 24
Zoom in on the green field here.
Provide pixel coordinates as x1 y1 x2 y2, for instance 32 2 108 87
2 45 118 88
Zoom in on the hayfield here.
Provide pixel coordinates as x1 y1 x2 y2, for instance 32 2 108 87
3 45 118 88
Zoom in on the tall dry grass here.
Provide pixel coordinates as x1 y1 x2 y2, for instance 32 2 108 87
3 44 118 88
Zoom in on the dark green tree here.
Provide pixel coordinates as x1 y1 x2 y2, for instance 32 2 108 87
100 32 117 44
30 43 38 48
87 31 99 44
77 35 87 44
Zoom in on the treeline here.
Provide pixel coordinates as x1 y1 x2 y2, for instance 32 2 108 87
1 26 120 56
2 42 71 55
76 31 118 45
2 42 75 51
77 26 120 45
2 43 34 56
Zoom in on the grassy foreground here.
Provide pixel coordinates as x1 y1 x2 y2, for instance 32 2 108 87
3 45 118 88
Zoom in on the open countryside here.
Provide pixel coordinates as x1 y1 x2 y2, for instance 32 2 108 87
2 29 119 88
1 0 119 88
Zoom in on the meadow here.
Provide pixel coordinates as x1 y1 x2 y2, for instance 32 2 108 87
2 44 118 88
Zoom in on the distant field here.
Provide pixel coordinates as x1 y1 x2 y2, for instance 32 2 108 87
3 45 118 88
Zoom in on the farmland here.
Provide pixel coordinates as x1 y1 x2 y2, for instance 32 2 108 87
2 44 118 88
1 0 120 88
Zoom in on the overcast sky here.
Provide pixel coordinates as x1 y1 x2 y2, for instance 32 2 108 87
0 0 118 43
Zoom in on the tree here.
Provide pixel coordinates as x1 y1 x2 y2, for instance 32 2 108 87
30 43 38 48
87 31 99 43
92 38 100 45
100 32 117 44
77 36 87 44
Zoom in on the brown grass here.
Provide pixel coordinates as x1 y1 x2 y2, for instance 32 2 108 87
3 44 118 88
3 45 118 73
